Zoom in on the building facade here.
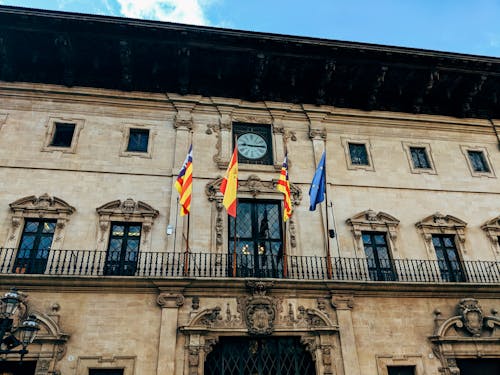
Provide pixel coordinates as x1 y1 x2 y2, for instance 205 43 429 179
0 5 500 375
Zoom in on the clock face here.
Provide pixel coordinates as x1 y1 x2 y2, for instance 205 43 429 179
237 133 268 160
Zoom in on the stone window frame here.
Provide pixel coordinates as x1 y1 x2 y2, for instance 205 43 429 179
346 209 400 257
5 193 76 250
402 141 437 175
460 145 496 178
76 356 135 375
376 354 424 375
341 137 375 171
415 212 468 257
481 215 500 256
42 116 84 154
119 124 156 159
95 198 159 252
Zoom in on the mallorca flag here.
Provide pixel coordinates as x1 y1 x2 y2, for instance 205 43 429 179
175 144 193 216
220 145 238 217
277 153 292 221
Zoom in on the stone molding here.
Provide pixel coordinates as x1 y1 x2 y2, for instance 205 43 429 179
481 215 500 255
341 136 375 171
119 123 157 159
95 198 159 250
401 140 438 175
346 209 400 254
415 212 467 256
6 194 76 249
331 295 354 310
76 356 136 375
430 298 500 375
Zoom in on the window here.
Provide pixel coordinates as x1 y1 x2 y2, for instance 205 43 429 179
229 200 283 278
43 117 84 153
126 128 149 152
233 123 273 165
432 234 466 282
361 232 396 281
50 122 75 147
89 370 124 375
460 145 495 178
387 366 415 375
14 219 56 274
341 137 374 171
409 147 430 169
348 143 369 165
467 150 490 173
104 222 142 276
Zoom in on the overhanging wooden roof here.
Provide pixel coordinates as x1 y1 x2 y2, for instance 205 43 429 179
0 5 499 119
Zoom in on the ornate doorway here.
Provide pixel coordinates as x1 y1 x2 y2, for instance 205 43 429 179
204 337 315 375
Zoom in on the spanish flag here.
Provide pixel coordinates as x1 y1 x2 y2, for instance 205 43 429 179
277 153 292 221
175 144 193 216
220 145 238 217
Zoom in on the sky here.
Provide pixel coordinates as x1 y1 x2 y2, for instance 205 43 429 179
0 0 499 57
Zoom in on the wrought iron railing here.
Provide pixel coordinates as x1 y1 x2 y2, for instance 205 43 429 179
1 248 500 283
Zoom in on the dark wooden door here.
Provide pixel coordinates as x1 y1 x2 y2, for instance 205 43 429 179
432 235 466 282
456 358 500 374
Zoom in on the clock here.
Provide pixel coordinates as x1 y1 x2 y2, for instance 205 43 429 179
237 133 268 160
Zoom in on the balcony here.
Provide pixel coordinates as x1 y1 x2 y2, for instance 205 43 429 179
1 248 500 283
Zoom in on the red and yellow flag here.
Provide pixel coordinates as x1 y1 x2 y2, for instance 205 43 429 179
220 145 238 217
277 153 292 221
175 144 193 216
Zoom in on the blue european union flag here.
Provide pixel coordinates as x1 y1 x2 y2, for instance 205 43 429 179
309 151 326 211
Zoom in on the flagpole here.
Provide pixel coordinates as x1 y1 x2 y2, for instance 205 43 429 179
329 201 341 258
232 136 238 278
282 219 288 278
184 213 190 276
323 152 333 280
173 197 179 253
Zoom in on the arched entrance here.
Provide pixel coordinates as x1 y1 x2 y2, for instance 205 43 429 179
204 337 315 375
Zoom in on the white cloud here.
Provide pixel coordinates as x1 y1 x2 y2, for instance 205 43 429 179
115 0 211 25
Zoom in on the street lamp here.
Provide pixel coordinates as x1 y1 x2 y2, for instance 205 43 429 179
0 288 40 358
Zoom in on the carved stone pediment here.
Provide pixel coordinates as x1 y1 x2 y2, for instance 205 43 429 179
430 298 500 375
96 198 159 219
417 212 467 230
205 175 302 204
346 210 400 253
10 194 76 216
416 212 468 251
481 216 500 251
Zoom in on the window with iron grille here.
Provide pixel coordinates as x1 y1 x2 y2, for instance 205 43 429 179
127 128 150 152
348 143 369 165
467 150 490 173
387 366 415 375
233 123 273 165
410 146 431 169
50 122 76 147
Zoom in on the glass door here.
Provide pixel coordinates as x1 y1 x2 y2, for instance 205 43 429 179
229 200 283 278
432 235 466 282
104 222 141 276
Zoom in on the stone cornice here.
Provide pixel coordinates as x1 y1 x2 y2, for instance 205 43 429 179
3 275 500 298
